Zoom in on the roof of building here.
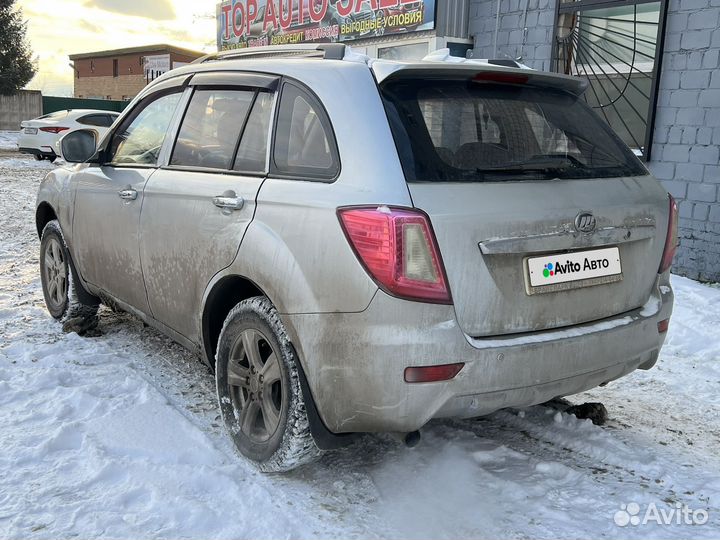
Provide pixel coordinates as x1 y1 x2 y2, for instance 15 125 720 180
69 44 205 61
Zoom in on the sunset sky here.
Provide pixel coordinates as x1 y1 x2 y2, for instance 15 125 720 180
18 0 217 96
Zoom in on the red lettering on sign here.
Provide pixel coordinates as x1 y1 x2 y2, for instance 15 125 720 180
336 0 353 17
246 0 259 33
355 0 379 11
264 0 279 32
221 4 233 39
310 0 328 22
297 0 306 24
279 0 293 29
232 2 245 37
379 0 398 8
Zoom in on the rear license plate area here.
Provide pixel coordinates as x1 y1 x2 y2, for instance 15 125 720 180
525 247 622 295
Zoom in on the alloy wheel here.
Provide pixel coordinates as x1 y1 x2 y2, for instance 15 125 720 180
227 328 284 443
44 237 68 311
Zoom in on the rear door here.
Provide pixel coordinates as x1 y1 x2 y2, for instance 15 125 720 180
381 72 670 337
139 72 278 341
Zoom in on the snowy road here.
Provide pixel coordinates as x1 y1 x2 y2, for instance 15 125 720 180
1 150 719 539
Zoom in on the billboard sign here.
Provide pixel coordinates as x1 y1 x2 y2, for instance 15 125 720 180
216 0 435 50
144 54 171 82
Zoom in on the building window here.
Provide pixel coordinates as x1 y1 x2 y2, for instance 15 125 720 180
552 0 669 160
113 59 119 78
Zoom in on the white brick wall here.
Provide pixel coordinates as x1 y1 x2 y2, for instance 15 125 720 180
648 0 720 282
468 0 556 70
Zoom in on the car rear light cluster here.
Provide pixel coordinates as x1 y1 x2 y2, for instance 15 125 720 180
39 127 70 134
338 206 452 304
658 194 679 274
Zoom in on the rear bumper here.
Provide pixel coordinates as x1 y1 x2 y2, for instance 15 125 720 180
284 274 673 433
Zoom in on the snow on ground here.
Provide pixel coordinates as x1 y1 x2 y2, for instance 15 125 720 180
0 153 719 539
0 131 19 152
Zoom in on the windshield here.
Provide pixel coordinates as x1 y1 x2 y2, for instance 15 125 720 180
381 77 648 182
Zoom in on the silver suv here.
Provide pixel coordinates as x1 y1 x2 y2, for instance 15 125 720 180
36 44 676 471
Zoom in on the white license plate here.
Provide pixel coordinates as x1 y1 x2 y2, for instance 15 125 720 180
527 247 622 288
24 128 37 135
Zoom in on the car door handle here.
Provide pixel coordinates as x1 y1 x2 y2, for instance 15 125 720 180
213 195 244 211
118 189 138 201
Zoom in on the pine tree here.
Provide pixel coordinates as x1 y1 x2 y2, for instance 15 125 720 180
0 0 36 95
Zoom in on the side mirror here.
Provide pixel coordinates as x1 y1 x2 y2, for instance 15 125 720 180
60 129 98 163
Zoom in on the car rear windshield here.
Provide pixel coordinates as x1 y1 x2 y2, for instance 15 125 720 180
381 77 648 182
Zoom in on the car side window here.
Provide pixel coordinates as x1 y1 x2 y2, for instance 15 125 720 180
110 92 182 166
78 114 111 127
233 91 274 173
171 88 255 170
273 83 339 179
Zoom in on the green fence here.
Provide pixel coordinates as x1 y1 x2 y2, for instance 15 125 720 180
42 96 129 115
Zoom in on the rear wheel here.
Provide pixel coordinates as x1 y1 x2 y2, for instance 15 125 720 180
40 220 99 323
216 296 321 472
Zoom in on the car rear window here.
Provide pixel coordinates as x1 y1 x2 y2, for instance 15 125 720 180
381 77 647 182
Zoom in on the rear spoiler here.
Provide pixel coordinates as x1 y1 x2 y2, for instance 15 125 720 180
371 61 589 97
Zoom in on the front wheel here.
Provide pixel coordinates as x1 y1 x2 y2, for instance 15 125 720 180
216 296 321 472
40 220 99 322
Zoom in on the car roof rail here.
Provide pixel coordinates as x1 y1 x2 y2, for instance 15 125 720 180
193 43 347 64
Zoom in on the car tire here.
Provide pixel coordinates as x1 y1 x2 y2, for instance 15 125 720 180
40 220 99 322
34 154 44 161
216 296 322 472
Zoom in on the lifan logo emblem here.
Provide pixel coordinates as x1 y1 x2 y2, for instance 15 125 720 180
575 212 596 234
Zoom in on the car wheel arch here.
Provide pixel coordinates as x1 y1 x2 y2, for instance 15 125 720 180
36 202 58 239
200 274 269 370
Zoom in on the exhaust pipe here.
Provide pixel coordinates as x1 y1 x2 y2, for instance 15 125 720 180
389 430 422 447
404 430 421 448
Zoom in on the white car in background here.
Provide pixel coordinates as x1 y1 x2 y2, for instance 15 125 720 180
19 109 120 161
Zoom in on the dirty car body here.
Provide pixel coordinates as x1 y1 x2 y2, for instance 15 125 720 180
35 45 676 468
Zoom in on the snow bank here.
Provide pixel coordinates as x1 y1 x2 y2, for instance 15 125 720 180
0 156 55 169
1 158 719 539
0 131 19 151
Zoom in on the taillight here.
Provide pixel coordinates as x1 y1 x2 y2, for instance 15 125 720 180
338 206 452 304
39 127 70 134
658 194 678 274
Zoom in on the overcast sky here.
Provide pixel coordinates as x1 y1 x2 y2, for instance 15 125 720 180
19 0 216 96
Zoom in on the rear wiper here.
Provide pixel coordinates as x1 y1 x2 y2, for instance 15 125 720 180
478 154 590 173
460 168 564 182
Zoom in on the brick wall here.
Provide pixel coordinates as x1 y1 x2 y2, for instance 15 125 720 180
647 0 720 282
469 0 720 282
468 0 555 70
72 50 202 101
74 75 146 101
